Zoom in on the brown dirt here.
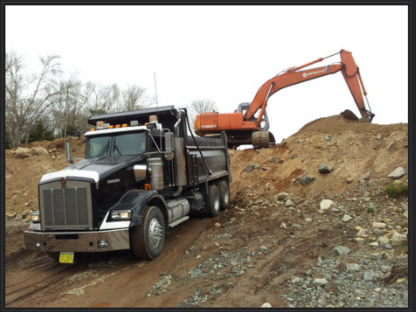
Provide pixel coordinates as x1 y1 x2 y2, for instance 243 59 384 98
4 114 408 308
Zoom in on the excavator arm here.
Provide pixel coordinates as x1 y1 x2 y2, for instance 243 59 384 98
244 49 374 125
194 49 374 148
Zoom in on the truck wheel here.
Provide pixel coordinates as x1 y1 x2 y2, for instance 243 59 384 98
207 184 220 217
130 206 165 260
217 180 230 210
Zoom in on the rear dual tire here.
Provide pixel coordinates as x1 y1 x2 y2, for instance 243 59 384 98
217 180 230 211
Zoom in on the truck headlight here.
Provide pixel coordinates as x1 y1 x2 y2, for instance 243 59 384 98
31 212 40 223
110 210 131 220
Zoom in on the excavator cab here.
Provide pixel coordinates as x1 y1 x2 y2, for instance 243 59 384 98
237 103 270 131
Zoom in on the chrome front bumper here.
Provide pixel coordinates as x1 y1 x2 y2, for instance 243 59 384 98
24 228 130 252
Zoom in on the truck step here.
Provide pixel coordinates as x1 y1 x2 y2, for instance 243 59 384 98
169 216 190 228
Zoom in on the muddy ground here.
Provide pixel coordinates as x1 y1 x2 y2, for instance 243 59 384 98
4 114 409 308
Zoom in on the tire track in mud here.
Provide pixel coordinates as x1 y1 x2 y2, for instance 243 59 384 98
5 217 213 308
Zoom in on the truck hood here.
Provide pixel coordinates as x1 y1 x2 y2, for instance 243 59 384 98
39 155 145 184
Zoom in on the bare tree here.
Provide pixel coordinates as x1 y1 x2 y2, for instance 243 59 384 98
190 99 218 115
5 52 62 147
51 76 94 137
120 85 147 111
188 99 218 130
89 83 120 114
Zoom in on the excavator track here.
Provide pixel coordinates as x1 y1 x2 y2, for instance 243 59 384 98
252 131 276 148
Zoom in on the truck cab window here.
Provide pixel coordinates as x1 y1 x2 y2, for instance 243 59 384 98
114 132 146 156
86 136 111 159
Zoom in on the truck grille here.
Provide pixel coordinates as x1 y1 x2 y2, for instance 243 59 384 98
40 181 93 230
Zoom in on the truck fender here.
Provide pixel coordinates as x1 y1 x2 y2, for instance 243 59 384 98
108 189 168 230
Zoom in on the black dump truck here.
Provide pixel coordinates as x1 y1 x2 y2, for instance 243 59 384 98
24 106 231 263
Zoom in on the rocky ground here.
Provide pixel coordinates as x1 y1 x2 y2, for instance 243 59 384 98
4 113 409 308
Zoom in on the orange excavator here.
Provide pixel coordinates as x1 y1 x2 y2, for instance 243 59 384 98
194 49 375 148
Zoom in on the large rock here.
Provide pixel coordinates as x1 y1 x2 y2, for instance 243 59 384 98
387 167 406 179
300 175 315 186
277 192 289 201
356 228 368 238
377 236 390 246
285 199 294 207
313 278 328 286
30 147 49 156
244 164 255 173
372 222 386 229
333 246 351 256
358 171 372 182
342 214 353 222
319 164 333 174
14 147 31 158
261 303 272 308
320 199 334 211
391 232 407 246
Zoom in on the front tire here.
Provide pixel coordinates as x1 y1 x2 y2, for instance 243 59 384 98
130 206 165 260
207 184 221 217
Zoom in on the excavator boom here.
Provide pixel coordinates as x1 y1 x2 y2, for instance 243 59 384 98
194 49 374 148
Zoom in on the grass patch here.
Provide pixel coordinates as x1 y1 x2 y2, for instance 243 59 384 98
385 183 408 199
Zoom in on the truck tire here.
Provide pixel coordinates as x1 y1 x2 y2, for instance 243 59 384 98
207 184 220 217
217 180 230 210
130 206 165 260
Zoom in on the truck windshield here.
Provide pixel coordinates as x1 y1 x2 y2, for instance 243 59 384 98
86 132 146 159
113 132 146 156
86 136 111 159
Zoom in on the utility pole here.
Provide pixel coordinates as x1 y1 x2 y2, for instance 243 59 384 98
153 72 158 106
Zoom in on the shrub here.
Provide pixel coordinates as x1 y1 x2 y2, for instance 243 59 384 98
385 183 408 199
366 205 376 213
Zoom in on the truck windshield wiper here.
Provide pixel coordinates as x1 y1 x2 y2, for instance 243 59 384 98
114 144 123 156
96 142 110 157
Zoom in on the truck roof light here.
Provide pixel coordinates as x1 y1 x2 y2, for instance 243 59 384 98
144 184 152 190
115 124 121 128
149 115 158 123
122 124 128 127
89 128 96 131
108 125 114 129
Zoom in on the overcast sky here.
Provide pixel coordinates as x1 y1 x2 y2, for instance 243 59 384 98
6 5 408 143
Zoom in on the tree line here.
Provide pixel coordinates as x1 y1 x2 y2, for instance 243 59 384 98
5 51 217 149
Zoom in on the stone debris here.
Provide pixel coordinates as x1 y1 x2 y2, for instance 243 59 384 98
318 164 333 174
333 246 351 256
387 167 406 179
320 199 334 211
372 222 386 229
342 214 353 222
313 278 328 286
277 192 289 201
300 176 315 186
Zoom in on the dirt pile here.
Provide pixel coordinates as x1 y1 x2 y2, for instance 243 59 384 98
5 139 85 218
229 114 408 204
